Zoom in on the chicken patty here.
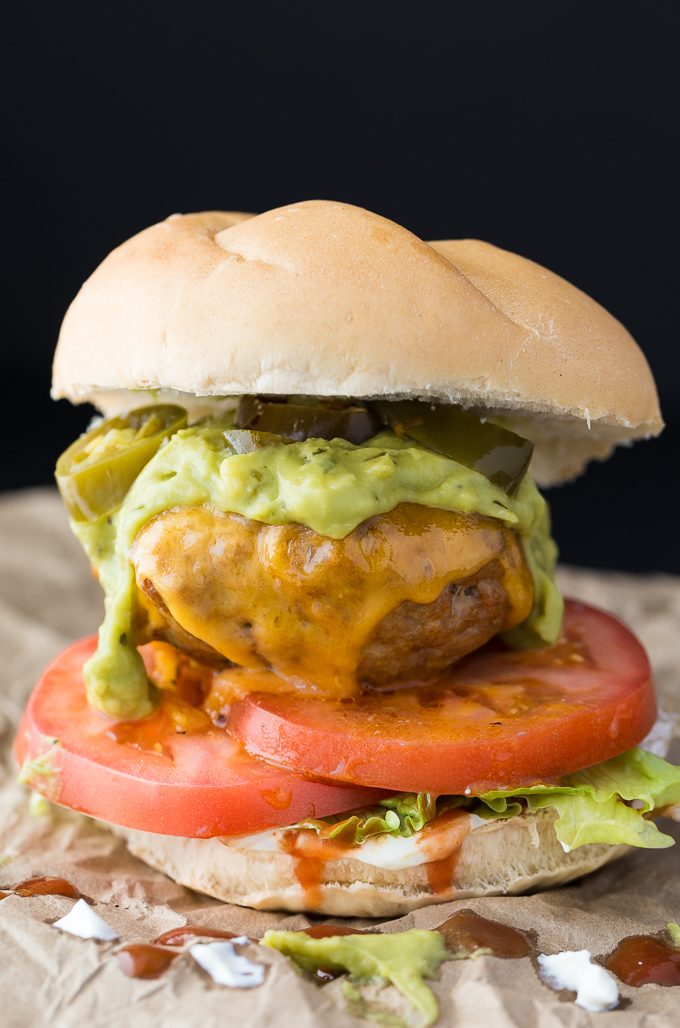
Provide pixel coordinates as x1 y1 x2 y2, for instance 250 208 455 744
131 503 533 697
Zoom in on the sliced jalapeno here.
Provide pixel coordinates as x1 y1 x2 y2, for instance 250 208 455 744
371 400 533 494
235 396 381 444
223 428 285 454
56 405 188 521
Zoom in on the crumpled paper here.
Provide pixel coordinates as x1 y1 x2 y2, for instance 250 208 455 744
1 488 679 1028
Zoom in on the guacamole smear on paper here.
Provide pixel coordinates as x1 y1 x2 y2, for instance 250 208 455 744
263 928 449 1027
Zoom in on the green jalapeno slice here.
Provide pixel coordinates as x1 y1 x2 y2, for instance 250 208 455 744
56 404 188 521
222 428 285 454
235 396 381 445
371 400 533 495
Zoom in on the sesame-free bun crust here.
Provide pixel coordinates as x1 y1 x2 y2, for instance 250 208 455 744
52 201 662 484
119 808 626 917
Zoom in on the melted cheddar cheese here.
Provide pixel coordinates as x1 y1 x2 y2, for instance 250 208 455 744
131 503 533 699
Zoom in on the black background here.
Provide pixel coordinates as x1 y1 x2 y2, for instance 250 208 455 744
4 2 679 571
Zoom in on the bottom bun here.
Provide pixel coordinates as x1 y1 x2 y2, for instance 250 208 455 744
117 809 627 917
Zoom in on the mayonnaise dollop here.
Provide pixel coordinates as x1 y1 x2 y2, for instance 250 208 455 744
53 899 119 941
538 950 618 1012
190 939 265 988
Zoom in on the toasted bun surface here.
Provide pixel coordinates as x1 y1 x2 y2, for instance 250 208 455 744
118 809 626 917
52 201 661 485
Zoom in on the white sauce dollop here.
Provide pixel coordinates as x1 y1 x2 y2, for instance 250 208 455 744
53 898 119 941
347 833 428 871
190 939 265 988
537 950 618 1012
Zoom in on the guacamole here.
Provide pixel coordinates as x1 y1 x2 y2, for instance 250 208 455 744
72 424 562 719
262 928 449 1027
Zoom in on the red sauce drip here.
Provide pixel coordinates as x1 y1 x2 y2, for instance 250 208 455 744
279 831 349 908
437 909 532 958
12 876 81 899
420 808 471 897
155 924 239 947
0 892 9 901
299 924 369 939
425 849 460 897
118 944 179 979
604 935 680 987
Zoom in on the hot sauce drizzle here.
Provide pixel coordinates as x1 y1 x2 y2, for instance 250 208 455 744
0 876 81 899
5 866 674 997
420 808 471 897
298 924 368 939
604 933 680 987
424 850 460 898
279 831 350 908
15 876 82 899
436 909 532 958
155 924 240 946
118 944 179 979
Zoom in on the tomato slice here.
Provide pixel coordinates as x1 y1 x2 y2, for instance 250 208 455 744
13 637 385 838
228 601 657 794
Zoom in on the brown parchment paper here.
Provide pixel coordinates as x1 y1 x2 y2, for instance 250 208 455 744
1 487 679 1028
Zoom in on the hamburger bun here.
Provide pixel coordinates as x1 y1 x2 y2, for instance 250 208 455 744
52 201 662 485
48 201 668 918
118 808 626 917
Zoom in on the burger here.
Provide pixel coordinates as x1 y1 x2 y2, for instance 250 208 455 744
15 200 680 917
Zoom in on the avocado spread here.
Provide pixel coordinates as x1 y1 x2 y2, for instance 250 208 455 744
71 423 562 719
262 928 449 1027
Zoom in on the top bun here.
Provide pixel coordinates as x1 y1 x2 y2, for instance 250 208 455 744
52 200 662 485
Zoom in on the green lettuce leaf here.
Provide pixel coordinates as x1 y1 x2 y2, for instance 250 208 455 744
293 792 442 845
477 748 680 851
378 792 441 835
292 749 680 853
